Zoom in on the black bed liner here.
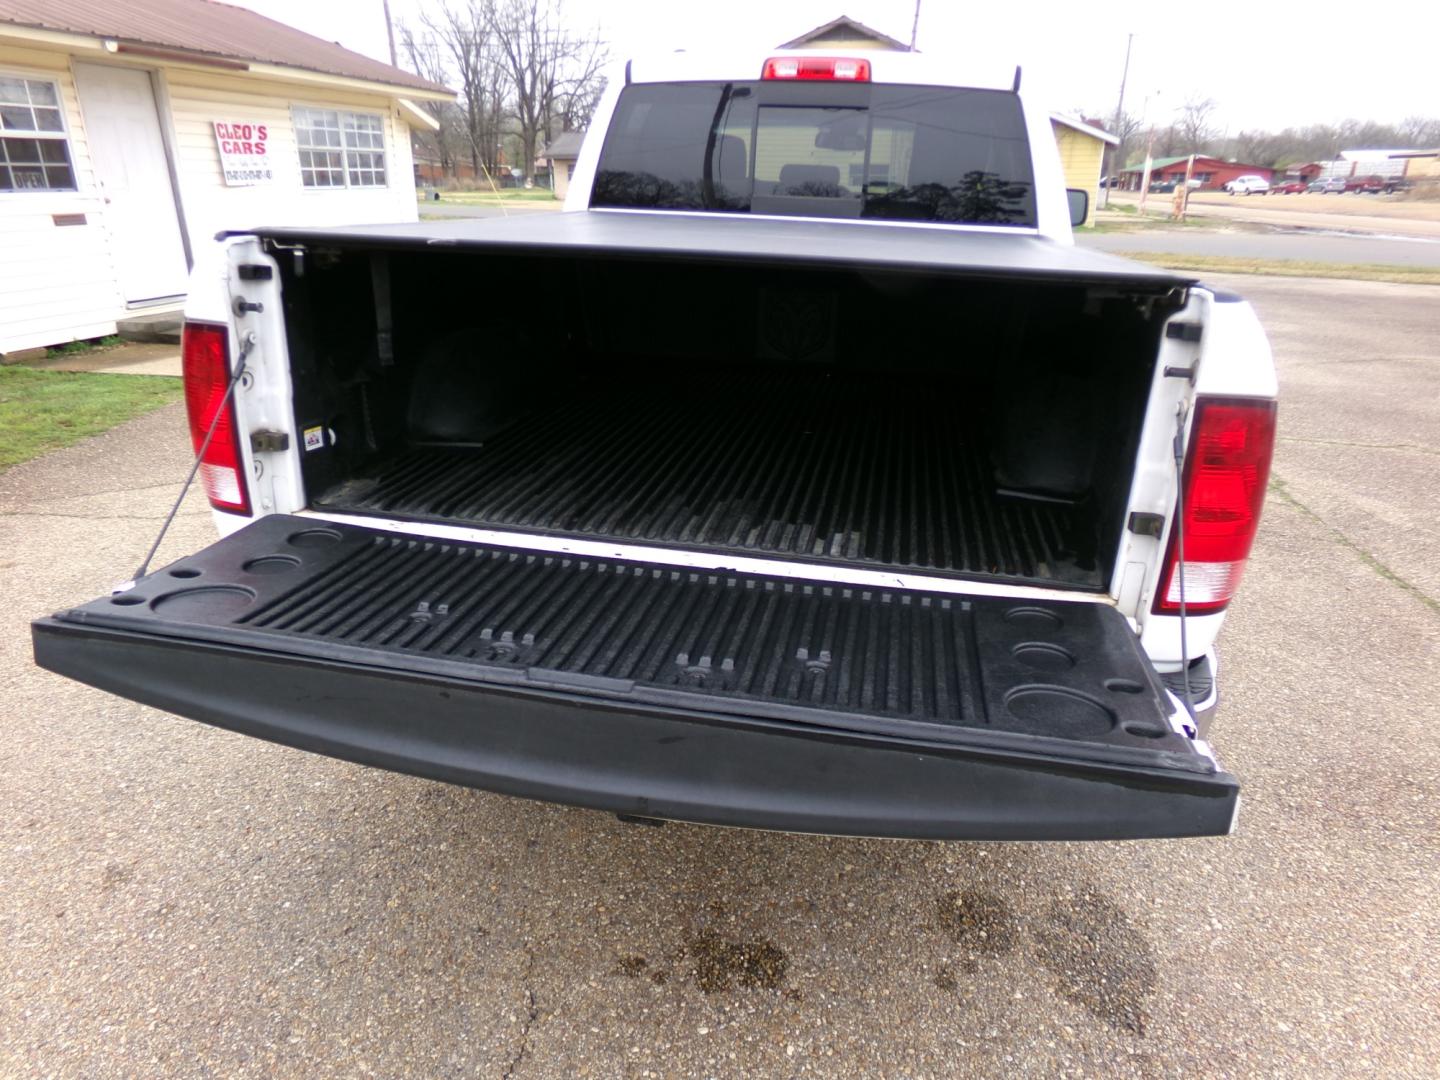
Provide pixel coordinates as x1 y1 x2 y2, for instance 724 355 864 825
34 516 1238 838
315 368 1101 588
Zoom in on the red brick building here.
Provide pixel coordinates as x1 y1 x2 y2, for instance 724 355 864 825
1118 155 1274 192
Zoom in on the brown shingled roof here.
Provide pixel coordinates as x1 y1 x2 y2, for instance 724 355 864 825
777 14 911 52
0 0 451 95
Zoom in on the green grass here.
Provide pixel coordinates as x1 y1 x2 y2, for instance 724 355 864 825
1106 252 1440 285
44 334 125 358
0 367 185 470
1087 213 1211 233
421 187 559 205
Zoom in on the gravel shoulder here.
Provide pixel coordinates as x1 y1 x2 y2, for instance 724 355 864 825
1107 189 1440 239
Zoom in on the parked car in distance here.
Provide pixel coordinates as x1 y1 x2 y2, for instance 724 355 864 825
1147 177 1200 193
1146 178 1203 192
1269 179 1309 195
1344 174 1386 194
1345 174 1409 194
1308 177 1347 194
1223 175 1270 195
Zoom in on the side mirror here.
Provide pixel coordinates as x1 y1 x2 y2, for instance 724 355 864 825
1066 188 1089 227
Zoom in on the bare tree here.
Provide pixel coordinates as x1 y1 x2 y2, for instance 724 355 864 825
398 22 461 175
1397 115 1440 148
551 31 608 134
1107 110 1143 171
1101 110 1440 176
1153 124 1182 159
1176 96 1217 153
1231 129 1291 168
488 0 607 181
422 1 508 175
1111 110 1143 147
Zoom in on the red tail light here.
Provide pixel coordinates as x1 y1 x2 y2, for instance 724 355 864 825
762 56 871 81
181 320 251 516
1154 397 1276 615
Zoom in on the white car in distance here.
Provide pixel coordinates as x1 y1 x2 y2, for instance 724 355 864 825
1224 174 1271 195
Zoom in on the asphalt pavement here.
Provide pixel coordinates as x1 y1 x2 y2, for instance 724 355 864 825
1105 190 1440 240
1080 225 1440 268
2 274 1437 1077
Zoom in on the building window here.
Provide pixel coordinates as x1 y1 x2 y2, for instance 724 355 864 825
0 75 76 192
293 107 386 188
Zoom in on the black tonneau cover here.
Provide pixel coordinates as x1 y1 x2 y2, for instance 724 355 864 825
240 211 1195 290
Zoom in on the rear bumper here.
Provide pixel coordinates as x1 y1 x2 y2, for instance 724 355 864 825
34 619 1238 840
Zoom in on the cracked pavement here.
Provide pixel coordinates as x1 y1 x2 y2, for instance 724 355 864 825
2 274 1437 1077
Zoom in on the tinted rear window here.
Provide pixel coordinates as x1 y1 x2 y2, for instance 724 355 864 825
592 82 1036 227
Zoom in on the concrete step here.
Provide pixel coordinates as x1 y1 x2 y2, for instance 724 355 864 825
116 310 183 344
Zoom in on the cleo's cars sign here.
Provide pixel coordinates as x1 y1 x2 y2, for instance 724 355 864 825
213 121 272 186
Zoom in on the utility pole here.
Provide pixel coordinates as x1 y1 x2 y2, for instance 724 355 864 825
1135 89 1160 215
1138 126 1156 215
1103 32 1133 209
909 0 922 51
1174 152 1196 221
382 0 398 67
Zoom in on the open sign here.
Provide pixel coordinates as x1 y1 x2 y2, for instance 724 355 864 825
213 120 273 186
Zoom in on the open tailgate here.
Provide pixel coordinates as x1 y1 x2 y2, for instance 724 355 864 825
32 516 1237 840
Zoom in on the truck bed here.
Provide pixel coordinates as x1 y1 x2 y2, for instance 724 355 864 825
313 367 1099 587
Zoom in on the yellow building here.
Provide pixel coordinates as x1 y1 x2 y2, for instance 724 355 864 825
1392 149 1440 181
1050 116 1119 227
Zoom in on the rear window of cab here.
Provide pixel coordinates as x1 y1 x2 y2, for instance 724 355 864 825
591 81 1036 227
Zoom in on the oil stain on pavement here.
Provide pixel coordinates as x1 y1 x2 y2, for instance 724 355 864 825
1034 886 1158 1035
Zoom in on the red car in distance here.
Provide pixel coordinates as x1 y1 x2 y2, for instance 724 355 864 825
1345 174 1407 194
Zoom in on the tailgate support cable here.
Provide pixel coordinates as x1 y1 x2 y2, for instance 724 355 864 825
125 332 257 588
1172 401 1197 735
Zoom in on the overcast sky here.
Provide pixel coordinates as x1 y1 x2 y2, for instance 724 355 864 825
234 0 1437 135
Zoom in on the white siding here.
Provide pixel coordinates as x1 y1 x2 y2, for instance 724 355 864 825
1 41 424 355
0 44 124 354
161 68 418 266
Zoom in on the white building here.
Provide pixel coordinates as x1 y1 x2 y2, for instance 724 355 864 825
1313 150 1414 182
0 0 451 358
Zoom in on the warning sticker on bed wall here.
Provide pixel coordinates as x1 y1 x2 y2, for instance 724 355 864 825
303 426 325 452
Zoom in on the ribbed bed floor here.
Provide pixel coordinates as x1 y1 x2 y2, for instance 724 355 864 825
314 369 1100 587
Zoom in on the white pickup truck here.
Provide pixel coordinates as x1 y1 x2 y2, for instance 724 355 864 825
33 50 1277 840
